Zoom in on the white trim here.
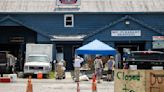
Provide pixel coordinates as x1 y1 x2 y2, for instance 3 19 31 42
64 14 74 27
50 35 86 41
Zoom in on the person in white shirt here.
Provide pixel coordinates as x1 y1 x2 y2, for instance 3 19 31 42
74 55 84 82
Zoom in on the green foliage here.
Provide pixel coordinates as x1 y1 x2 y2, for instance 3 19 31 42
48 71 55 79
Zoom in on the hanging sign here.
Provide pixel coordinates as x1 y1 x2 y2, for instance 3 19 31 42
152 36 164 41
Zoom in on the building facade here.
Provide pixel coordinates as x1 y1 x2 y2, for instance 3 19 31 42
0 0 164 70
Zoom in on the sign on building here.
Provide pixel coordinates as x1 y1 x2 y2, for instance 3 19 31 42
56 0 81 6
152 42 164 49
153 36 164 41
152 36 164 49
111 30 141 36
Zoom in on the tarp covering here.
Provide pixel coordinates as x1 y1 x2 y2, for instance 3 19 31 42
76 39 116 55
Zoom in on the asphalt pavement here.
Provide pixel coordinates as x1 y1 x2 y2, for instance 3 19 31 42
0 72 114 92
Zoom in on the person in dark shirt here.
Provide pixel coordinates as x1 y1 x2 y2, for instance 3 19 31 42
107 56 115 81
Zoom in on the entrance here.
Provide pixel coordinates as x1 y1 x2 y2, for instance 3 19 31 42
56 41 82 70
0 44 25 71
0 26 37 71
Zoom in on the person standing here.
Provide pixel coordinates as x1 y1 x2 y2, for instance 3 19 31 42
56 60 65 79
107 56 115 81
94 55 103 83
74 55 84 82
115 51 121 69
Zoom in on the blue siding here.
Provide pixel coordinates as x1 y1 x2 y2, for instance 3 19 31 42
0 19 20 26
145 41 152 50
133 14 164 30
0 14 123 35
0 13 163 47
86 17 162 41
0 13 163 70
37 34 50 42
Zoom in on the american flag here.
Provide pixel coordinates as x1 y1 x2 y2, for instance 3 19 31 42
59 0 77 4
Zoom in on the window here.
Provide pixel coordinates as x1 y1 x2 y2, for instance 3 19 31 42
64 14 74 27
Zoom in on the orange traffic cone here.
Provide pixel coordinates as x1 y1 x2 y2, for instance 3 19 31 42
77 81 80 92
92 74 97 92
37 72 43 79
26 76 33 92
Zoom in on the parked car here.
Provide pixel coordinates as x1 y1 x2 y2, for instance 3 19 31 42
126 51 164 70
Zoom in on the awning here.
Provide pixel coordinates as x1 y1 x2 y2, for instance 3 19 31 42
76 39 116 55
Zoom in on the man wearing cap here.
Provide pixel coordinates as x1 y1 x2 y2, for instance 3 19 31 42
73 55 84 82
107 56 115 81
94 55 103 83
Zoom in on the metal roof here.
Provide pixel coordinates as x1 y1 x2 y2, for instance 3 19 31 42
0 0 164 13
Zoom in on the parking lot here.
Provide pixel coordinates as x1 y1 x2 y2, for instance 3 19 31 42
0 73 114 92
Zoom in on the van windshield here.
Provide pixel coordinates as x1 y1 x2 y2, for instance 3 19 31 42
28 56 49 62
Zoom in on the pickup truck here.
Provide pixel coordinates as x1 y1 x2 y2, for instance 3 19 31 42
0 51 16 77
24 54 51 75
126 51 164 70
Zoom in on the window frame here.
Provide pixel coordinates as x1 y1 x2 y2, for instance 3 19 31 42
64 14 74 27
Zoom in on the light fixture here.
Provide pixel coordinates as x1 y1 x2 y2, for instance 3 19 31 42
125 20 130 25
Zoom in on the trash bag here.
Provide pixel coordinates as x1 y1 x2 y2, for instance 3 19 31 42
79 75 89 81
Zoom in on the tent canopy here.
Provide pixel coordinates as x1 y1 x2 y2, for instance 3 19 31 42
76 39 116 55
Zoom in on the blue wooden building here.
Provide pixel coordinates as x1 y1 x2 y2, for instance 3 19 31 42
0 0 164 70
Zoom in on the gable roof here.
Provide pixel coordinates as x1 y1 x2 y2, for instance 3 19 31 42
0 16 51 39
0 0 164 12
84 15 164 39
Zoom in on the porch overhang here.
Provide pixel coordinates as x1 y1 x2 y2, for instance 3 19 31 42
50 35 86 41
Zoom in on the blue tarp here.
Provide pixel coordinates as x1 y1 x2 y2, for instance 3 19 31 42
76 39 116 55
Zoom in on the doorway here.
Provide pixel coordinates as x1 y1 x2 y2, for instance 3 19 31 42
0 26 37 71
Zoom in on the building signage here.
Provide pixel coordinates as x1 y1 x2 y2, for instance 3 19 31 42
152 36 164 41
152 36 164 49
56 0 81 6
111 30 141 36
9 37 24 43
152 42 164 49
